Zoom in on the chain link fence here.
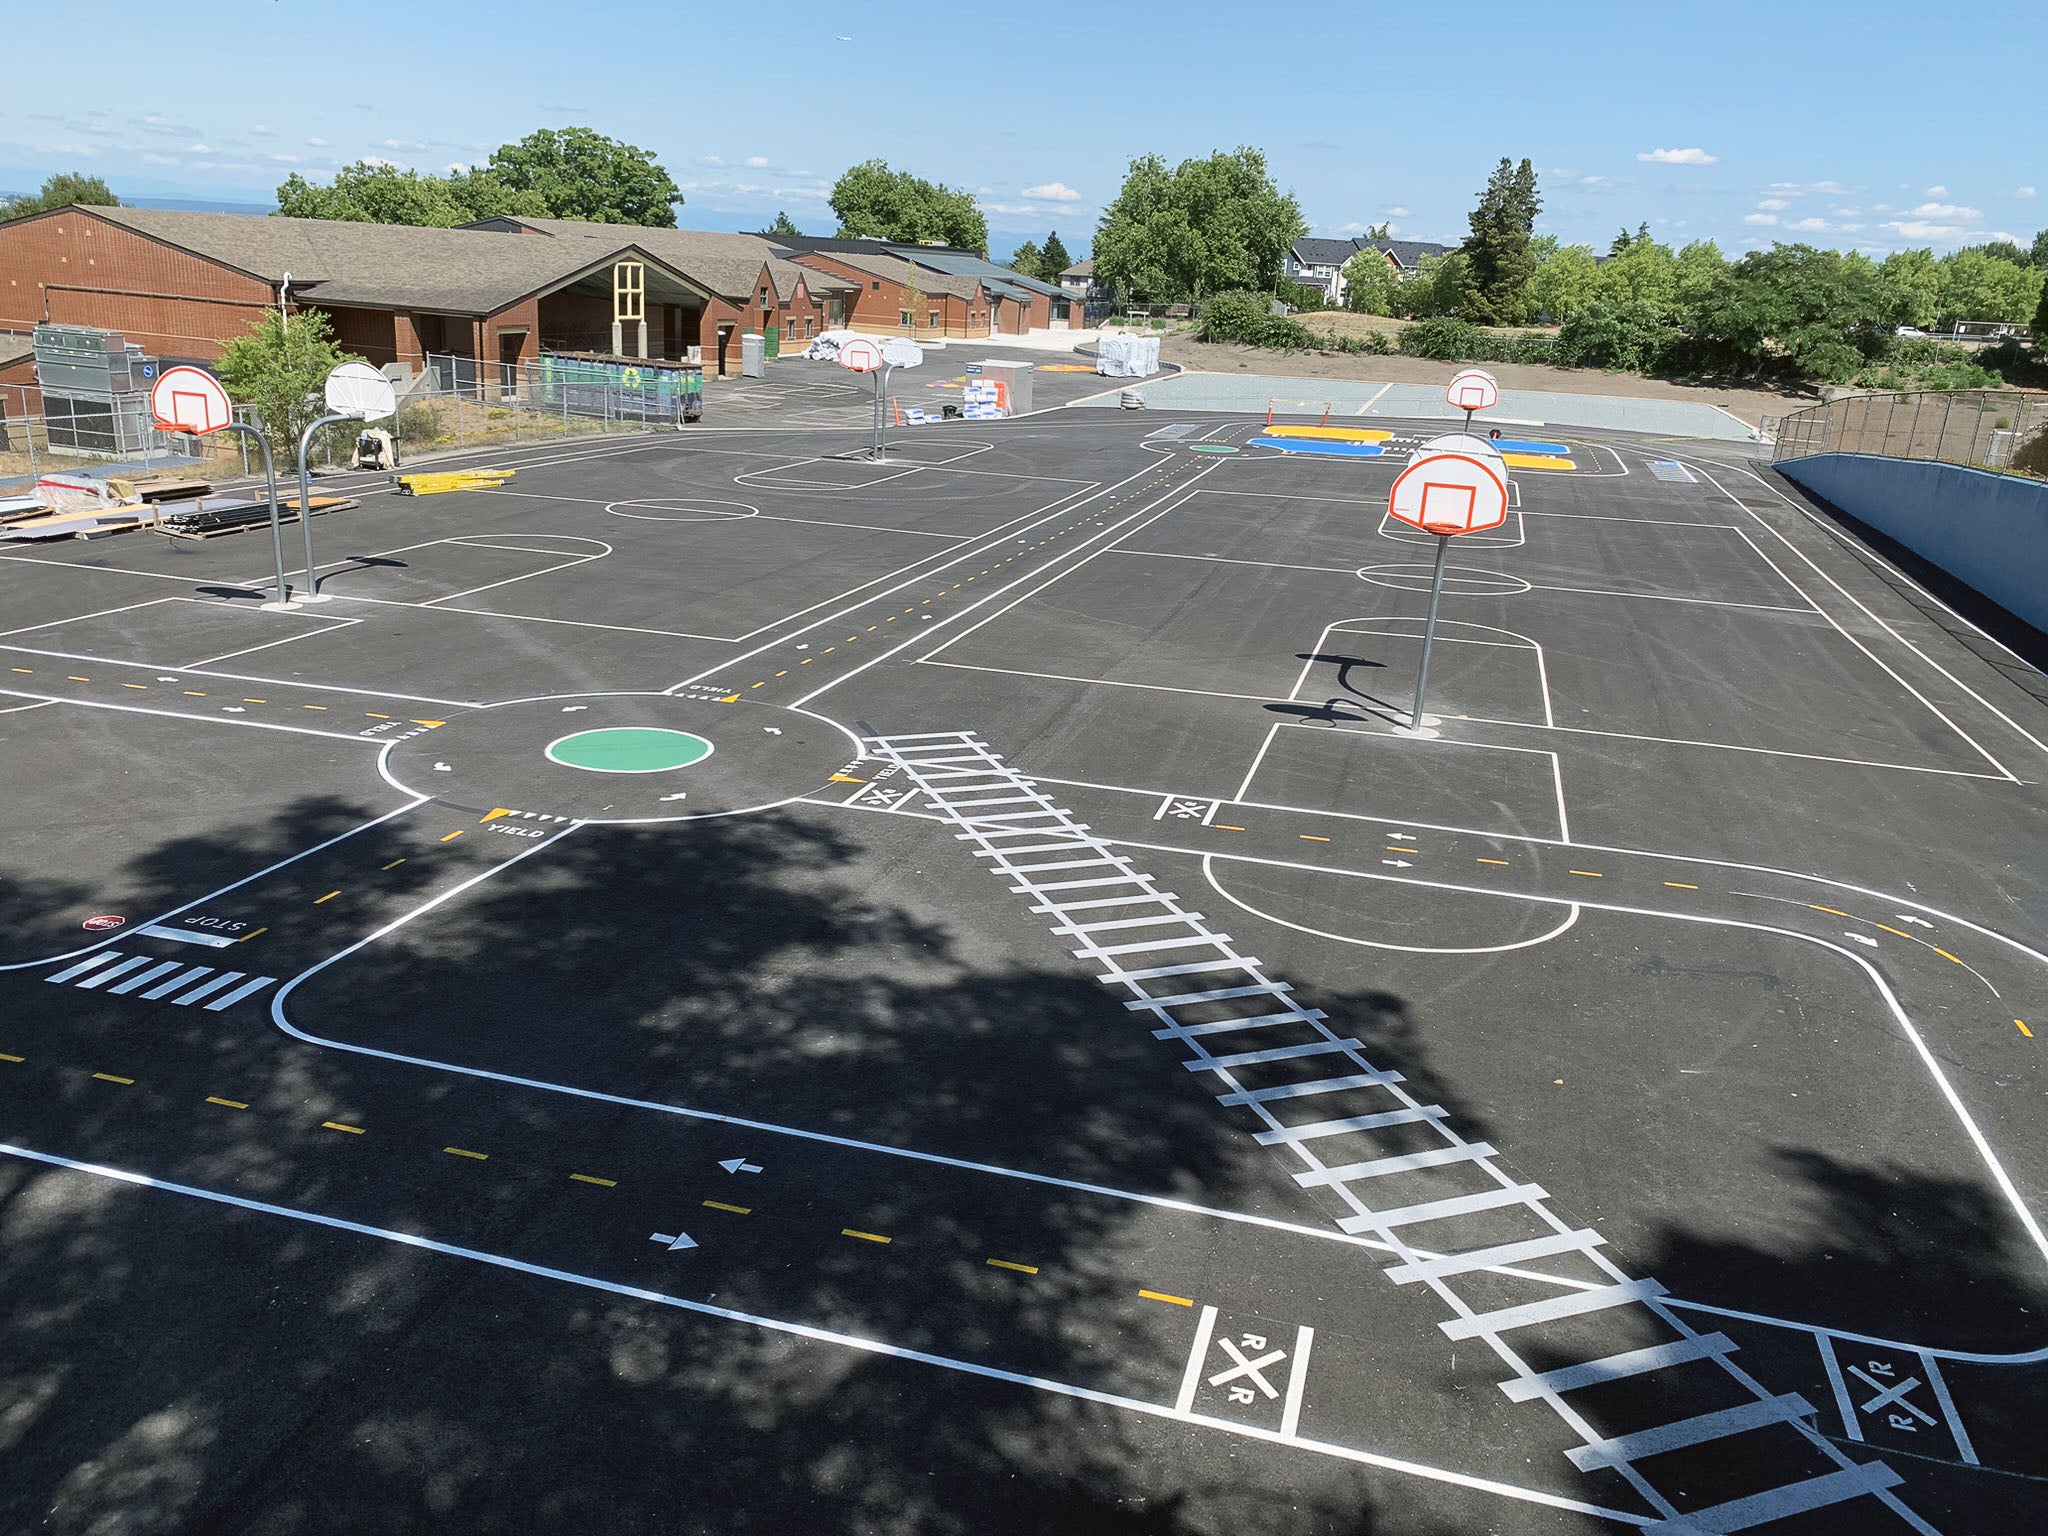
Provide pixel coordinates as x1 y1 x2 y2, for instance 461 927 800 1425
2 352 684 489
1772 389 2048 474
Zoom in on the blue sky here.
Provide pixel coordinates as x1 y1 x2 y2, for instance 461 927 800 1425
4 0 2042 260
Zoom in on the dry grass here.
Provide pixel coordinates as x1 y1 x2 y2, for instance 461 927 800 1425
1290 311 1561 341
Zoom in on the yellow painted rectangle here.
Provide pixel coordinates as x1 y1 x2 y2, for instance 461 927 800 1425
570 1173 616 1187
2018 1020 2035 1038
1809 905 1848 917
238 927 267 943
1665 882 1699 890
842 1229 891 1244
1932 947 1963 964
1501 453 1577 471
1213 824 1246 832
313 890 341 905
1299 834 1330 843
302 704 328 711
1263 425 1393 443
1138 1289 1194 1307
322 1121 365 1134
986 1259 1039 1275
440 831 464 843
444 1147 488 1160
92 1072 133 1085
1477 858 1510 866
382 859 406 871
122 683 148 690
702 1200 751 1215
1386 845 1419 854
829 774 866 783
1874 923 1913 939
1568 869 1603 878
0 1052 23 1063
206 1096 247 1109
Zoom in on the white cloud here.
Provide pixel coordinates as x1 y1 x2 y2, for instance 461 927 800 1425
1883 218 1972 241
1386 205 1411 217
698 155 723 166
1021 181 1082 202
1831 206 1860 216
380 138 425 151
1873 202 1893 213
1338 222 1366 232
1787 217 1830 233
1766 180 1853 198
187 143 211 153
1925 185 1947 198
249 124 273 137
743 155 770 168
1638 146 1718 166
306 137 328 147
361 155 396 168
1910 201 1979 220
269 153 300 164
1743 212 1778 226
1757 197 1789 210
2019 186 2039 199
141 153 179 166
1989 230 2020 243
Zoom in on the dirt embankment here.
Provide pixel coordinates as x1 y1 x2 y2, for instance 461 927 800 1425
1159 334 1814 427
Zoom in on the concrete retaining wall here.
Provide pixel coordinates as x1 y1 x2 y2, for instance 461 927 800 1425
1777 452 2048 632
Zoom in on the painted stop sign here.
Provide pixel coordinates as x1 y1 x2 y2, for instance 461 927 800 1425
82 914 126 931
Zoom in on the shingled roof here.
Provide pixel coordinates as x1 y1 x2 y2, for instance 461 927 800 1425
478 217 859 303
75 206 694 314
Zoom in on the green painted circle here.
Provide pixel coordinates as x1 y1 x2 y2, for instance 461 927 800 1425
544 727 715 774
1189 444 1240 454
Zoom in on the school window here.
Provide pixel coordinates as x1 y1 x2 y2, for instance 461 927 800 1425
804 318 814 338
899 310 912 327
785 318 795 339
927 309 939 328
872 280 882 291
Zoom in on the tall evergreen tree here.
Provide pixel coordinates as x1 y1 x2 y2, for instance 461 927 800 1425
1610 227 1635 257
1039 229 1072 282
760 211 802 236
1009 239 1044 279
1458 157 1541 324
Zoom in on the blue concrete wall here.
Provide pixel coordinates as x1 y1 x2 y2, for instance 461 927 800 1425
1777 453 2048 632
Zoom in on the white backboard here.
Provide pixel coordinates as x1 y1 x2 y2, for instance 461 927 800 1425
149 366 233 436
325 360 398 421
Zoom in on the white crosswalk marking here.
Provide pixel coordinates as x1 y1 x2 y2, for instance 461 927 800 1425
868 729 1936 1535
42 951 276 1012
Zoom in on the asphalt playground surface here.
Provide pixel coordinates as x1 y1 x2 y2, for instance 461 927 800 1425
3 371 2047 1535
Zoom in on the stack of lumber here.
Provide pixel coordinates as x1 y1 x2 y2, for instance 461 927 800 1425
396 466 517 496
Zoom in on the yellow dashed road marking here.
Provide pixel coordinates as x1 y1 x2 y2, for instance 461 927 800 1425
1809 905 1848 917
440 830 464 842
1138 1289 1193 1307
2017 1020 2035 1038
238 927 267 942
92 1072 133 1085
1477 858 1510 866
206 1096 247 1109
313 890 341 905
702 1200 751 1215
1932 947 1964 964
444 1147 488 1160
382 858 406 870
1299 834 1330 843
1213 824 1246 832
842 1229 891 1244
0 1052 24 1064
1665 881 1699 890
322 1121 365 1134
570 1173 616 1187
987 1259 1039 1275
1569 870 1603 878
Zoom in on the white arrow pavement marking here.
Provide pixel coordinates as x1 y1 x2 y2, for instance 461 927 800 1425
1844 932 1879 947
659 792 688 802
1385 830 1418 840
1895 915 1934 928
719 1158 764 1174
650 1231 699 1251
763 727 782 735
1382 859 1412 869
562 705 587 712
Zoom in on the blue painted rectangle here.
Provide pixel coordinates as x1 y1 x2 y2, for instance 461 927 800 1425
1250 437 1385 458
1486 438 1571 456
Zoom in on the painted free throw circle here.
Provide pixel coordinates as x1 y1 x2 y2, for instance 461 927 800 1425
545 727 715 774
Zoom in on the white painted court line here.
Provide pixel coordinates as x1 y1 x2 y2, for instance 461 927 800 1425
0 1140 1654 1528
1354 383 1394 415
0 641 483 710
0 593 187 640
0 689 382 744
1203 855 1584 956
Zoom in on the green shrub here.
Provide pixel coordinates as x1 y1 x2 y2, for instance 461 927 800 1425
1197 290 1316 350
1399 315 1481 360
1555 302 1677 372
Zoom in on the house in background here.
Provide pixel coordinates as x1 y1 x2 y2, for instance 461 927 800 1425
1284 234 1453 305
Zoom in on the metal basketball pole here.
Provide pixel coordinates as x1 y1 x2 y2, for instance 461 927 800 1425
1411 531 1451 730
222 423 291 608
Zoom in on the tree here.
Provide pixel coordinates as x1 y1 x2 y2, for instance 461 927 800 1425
1458 157 1541 324
759 211 802 237
275 161 523 226
1039 229 1072 282
2034 279 2048 349
1609 227 1635 257
1 171 118 220
902 259 925 333
212 307 358 460
1595 234 1678 319
1092 146 1304 303
829 159 987 253
1937 248 2042 327
1689 244 1889 380
1672 240 1728 322
1341 249 1398 314
2030 229 2048 270
1009 239 1044 280
1876 248 1942 329
1525 238 1600 322
484 127 682 226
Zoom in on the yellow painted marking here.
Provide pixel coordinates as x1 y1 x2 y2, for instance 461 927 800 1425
68 676 90 682
1476 857 1510 866
1665 882 1700 890
822 647 836 654
9 667 30 673
313 890 341 905
867 625 878 632
1213 824 1246 832
122 683 149 691
829 774 866 783
1386 845 1419 854
443 1147 488 1160
382 858 406 870
237 927 267 943
301 704 328 711
1299 834 1331 843
412 720 445 727
1501 453 1577 471
440 830 464 842
885 615 896 622
206 1096 248 1110
1932 947 1964 965
0 1052 23 1064
702 1200 751 1215
987 1259 1039 1275
1809 905 1848 917
1263 425 1393 442
751 681 766 689
2017 1020 2035 1038
480 808 513 823
719 693 740 702
365 712 391 719
93 1073 134 1085
185 691 209 697
1138 1289 1194 1307
1568 870 1603 878
243 698 266 703
570 1173 616 1187
322 1121 365 1134
1874 923 1914 939
842 1229 891 1244
775 669 788 677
